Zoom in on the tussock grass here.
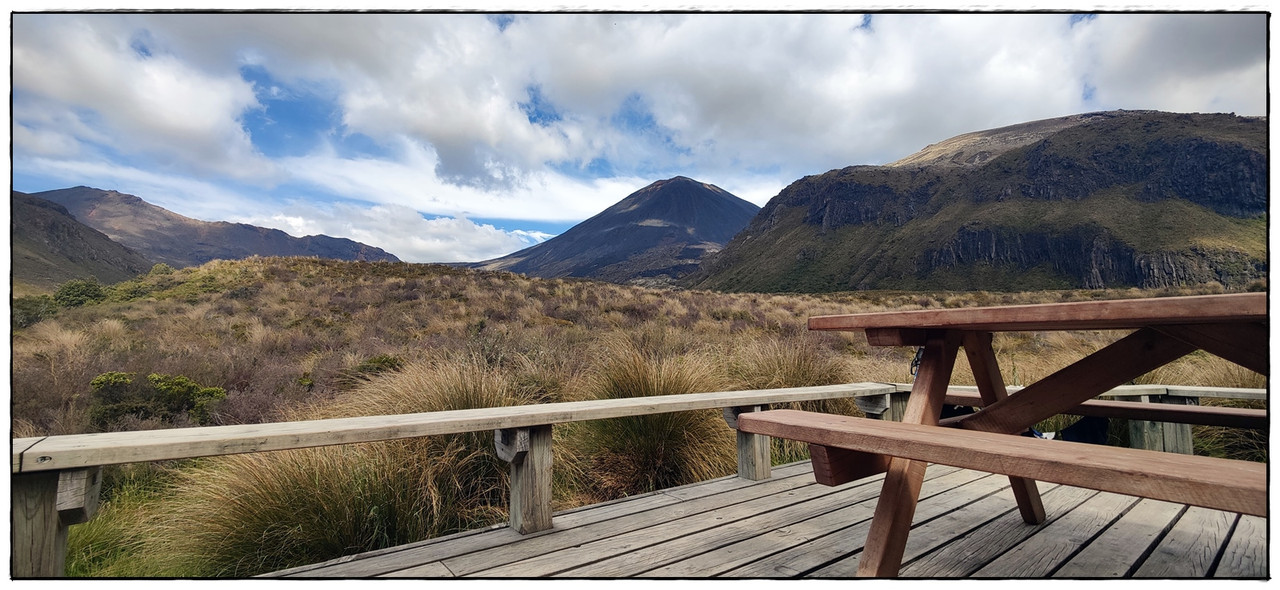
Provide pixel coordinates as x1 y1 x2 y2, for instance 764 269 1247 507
566 336 736 499
133 358 534 576
14 257 1263 577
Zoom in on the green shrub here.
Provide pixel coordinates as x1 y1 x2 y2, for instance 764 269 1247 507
55 278 107 307
87 371 226 429
12 294 58 328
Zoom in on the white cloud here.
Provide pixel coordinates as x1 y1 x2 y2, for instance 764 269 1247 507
10 11 1269 260
12 15 278 182
255 202 549 263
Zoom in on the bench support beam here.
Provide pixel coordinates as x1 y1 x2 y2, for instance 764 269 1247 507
963 332 1045 524
858 330 960 577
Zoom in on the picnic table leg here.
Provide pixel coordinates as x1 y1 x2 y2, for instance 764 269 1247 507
963 331 1045 524
857 331 960 577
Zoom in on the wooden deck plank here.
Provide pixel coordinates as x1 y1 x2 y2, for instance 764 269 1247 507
1213 515 1268 578
807 474 1031 577
473 471 859 576
440 463 819 575
898 485 1098 577
973 491 1140 577
720 466 995 578
282 462 818 577
647 467 985 577
267 462 1265 579
1133 506 1235 577
1051 498 1185 577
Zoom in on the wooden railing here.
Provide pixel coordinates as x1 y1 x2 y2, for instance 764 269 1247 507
10 382 1264 577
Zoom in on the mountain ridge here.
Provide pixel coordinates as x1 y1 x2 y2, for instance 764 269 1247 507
11 191 156 295
474 176 759 285
687 110 1267 293
33 186 400 268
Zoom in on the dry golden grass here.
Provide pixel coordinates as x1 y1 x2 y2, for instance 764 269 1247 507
11 257 1261 577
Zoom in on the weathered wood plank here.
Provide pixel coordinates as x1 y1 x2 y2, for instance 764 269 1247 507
563 470 896 577
1133 506 1235 577
809 474 1028 577
809 293 1265 333
974 491 1139 577
285 467 821 577
508 424 552 534
446 468 824 577
1213 514 1268 578
899 485 1098 577
943 390 1267 429
719 465 975 578
12 437 46 473
476 471 859 577
1051 497 1183 577
14 382 896 473
377 561 455 577
56 467 102 526
650 467 986 578
724 405 771 480
12 471 64 578
738 410 1267 516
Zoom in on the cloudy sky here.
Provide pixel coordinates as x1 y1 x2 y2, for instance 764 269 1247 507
9 8 1269 263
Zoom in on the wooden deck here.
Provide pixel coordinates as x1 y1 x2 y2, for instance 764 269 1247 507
267 461 1268 578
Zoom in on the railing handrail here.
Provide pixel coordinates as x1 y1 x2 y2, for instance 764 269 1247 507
12 382 1264 474
11 382 897 473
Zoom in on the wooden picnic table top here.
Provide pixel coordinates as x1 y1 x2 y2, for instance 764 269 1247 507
808 292 1267 333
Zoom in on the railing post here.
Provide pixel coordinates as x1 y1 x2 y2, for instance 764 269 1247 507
1121 395 1196 454
495 425 553 534
12 471 62 577
856 391 910 421
723 405 771 480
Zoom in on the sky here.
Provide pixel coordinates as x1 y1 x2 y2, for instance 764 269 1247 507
8 7 1270 264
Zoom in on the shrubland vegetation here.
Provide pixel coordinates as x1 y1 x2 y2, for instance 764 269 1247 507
10 256 1265 576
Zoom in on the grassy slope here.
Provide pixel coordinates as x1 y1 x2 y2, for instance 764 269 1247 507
11 257 1263 576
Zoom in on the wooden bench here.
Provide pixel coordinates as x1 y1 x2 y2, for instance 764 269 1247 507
794 293 1267 576
942 391 1268 429
737 409 1267 517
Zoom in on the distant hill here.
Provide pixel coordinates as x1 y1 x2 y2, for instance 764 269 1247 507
474 176 759 285
33 186 400 269
687 110 1267 292
11 191 155 295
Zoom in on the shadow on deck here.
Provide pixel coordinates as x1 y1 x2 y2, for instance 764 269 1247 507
267 461 1267 578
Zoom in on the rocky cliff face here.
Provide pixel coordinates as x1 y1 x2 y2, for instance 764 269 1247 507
688 111 1266 293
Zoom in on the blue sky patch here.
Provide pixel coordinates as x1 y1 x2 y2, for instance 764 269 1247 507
520 84 561 126
240 65 343 158
488 14 516 32
1069 14 1097 27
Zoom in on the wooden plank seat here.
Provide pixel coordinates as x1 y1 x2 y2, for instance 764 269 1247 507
736 409 1267 518
941 392 1268 429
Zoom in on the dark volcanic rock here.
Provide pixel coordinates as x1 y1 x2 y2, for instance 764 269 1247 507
475 176 759 284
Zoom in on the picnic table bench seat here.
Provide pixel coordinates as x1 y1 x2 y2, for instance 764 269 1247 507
736 409 1267 518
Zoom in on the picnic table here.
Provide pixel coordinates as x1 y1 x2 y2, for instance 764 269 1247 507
737 292 1268 577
